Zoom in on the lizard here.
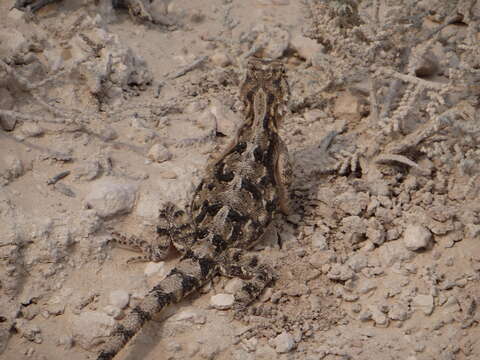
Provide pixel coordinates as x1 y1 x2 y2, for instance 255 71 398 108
97 57 292 360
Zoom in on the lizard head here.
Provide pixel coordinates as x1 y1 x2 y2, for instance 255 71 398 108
240 57 289 133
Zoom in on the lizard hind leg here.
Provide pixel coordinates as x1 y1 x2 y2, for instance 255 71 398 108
109 229 171 263
161 201 197 252
219 248 275 308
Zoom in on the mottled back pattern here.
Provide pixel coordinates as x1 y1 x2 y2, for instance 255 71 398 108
97 58 290 360
191 58 290 251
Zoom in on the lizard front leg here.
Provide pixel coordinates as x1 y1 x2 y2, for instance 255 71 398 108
108 202 195 263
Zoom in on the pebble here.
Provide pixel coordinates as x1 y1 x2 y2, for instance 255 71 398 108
311 232 328 250
109 290 130 309
75 161 101 181
327 264 354 281
210 293 234 310
210 52 231 67
21 123 44 137
147 143 172 163
272 331 295 353
85 180 137 218
71 311 115 349
403 224 432 251
388 303 409 321
144 261 166 277
413 50 439 77
224 278 244 294
336 191 369 216
171 309 206 325
209 99 242 137
370 306 389 326
413 294 434 315
333 91 364 122
0 88 16 131
104 305 123 319
289 34 324 63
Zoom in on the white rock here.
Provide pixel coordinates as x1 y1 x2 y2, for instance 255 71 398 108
144 261 166 277
262 27 290 59
210 52 231 67
0 88 16 131
0 29 28 55
333 91 364 122
171 309 206 324
8 8 24 21
224 278 244 294
403 225 431 251
388 303 409 321
272 331 295 353
289 34 324 63
71 311 115 349
327 263 354 281
210 293 234 310
85 180 137 218
21 123 44 137
209 99 242 137
147 143 172 163
346 253 367 272
109 290 130 309
370 306 388 326
311 232 328 250
104 305 122 319
413 294 434 315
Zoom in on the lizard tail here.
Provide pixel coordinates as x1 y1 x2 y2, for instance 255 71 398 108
97 250 217 360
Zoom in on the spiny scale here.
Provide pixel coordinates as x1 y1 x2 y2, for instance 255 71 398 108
97 57 290 360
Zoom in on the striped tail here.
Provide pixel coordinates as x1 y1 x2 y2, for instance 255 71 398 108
97 250 217 360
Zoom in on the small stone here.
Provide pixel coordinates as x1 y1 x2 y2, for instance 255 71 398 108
289 34 324 63
311 232 328 250
272 331 295 353
414 50 439 78
71 311 115 349
1 155 24 181
147 143 172 163
403 225 432 251
336 191 369 216
259 26 290 59
171 309 206 324
21 123 44 137
388 303 408 321
224 278 244 294
210 293 234 310
8 8 24 21
359 311 372 321
358 280 377 294
104 305 123 319
413 294 434 315
333 91 364 122
327 264 354 281
109 290 130 309
466 223 480 238
209 99 242 137
0 88 16 131
303 109 326 123
210 52 231 67
85 180 137 218
370 306 388 326
243 337 258 352
57 335 74 350
144 261 166 277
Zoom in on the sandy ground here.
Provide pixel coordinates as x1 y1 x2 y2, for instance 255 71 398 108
1 0 480 359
